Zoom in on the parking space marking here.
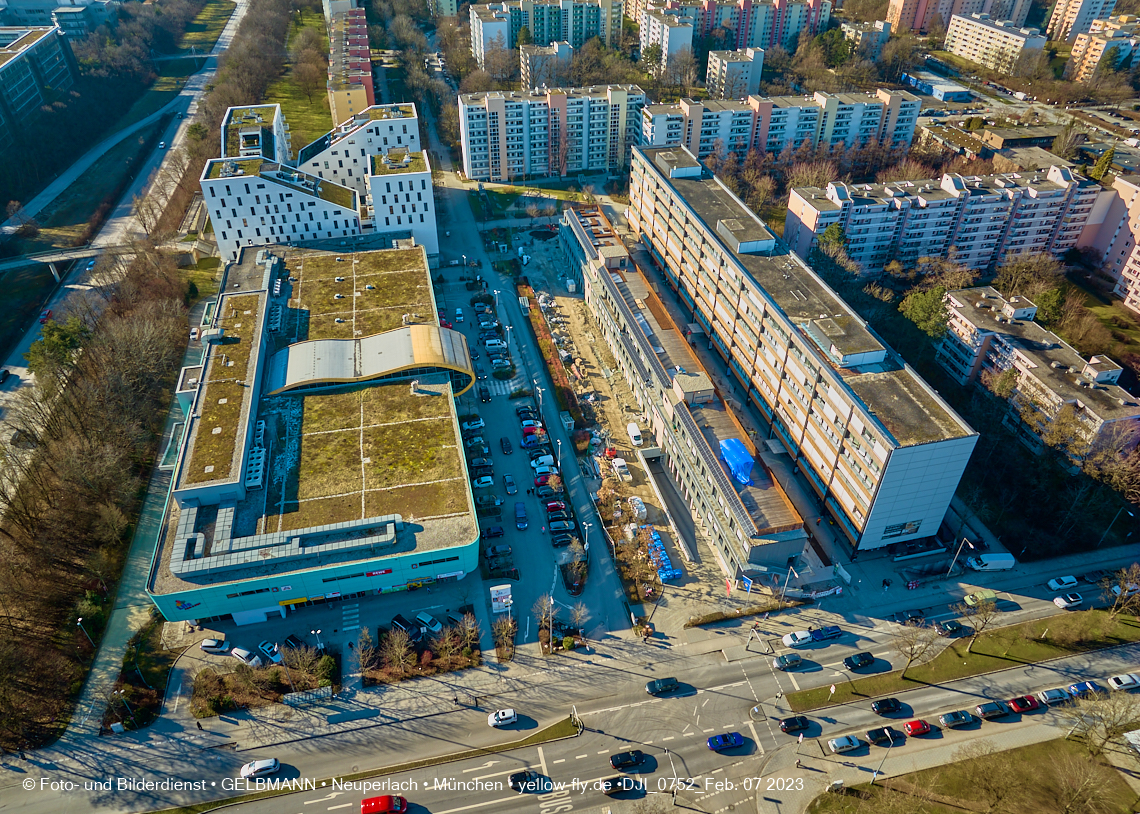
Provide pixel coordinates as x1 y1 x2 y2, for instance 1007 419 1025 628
552 759 565 764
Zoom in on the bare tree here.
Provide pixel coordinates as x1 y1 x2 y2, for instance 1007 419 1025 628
457 612 481 651
570 601 589 634
890 619 940 679
381 628 415 675
1051 749 1117 814
1101 563 1140 621
492 616 516 660
432 626 459 668
954 598 1000 653
951 740 1018 811
533 593 556 631
1054 690 1140 754
356 628 379 672
293 60 326 103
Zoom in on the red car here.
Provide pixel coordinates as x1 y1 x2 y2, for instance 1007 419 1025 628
439 319 452 329
360 796 407 813
1008 695 1040 713
904 719 931 736
38 309 52 324
534 474 551 487
546 501 566 513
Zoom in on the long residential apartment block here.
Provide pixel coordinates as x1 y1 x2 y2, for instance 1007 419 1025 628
628 146 978 550
458 85 646 181
469 0 622 68
634 0 831 50
1065 15 1140 82
786 165 1098 271
888 0 1031 33
328 8 374 126
938 287 1140 457
201 103 438 263
1078 173 1140 315
944 13 1045 71
0 26 76 152
1049 0 1116 40
640 90 921 159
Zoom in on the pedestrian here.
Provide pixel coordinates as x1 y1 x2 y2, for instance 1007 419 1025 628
816 517 821 525
196 722 203 731
795 759 801 768
763 611 770 621
541 526 546 534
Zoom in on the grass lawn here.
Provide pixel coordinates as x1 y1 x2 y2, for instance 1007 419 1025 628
0 264 57 362
930 50 982 74
1080 284 1140 357
264 9 333 158
178 0 235 54
109 57 206 134
186 257 221 306
788 610 1140 711
807 738 1137 814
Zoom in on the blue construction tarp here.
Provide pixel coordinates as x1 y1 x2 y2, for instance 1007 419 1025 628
720 438 754 486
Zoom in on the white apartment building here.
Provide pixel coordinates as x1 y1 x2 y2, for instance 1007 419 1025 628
840 19 890 59
706 48 765 98
520 40 573 88
297 104 420 196
366 153 439 258
944 12 1045 70
469 0 623 67
938 287 1140 458
458 85 646 180
428 0 458 15
636 0 831 50
220 105 292 164
628 146 978 550
640 89 920 158
1049 0 1116 41
785 165 1099 272
1077 173 1140 315
640 10 694 71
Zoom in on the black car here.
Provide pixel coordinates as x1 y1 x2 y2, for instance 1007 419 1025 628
600 776 638 796
508 770 542 793
472 466 494 479
551 533 574 548
1082 569 1111 584
935 619 965 637
478 386 491 403
844 652 874 670
871 697 902 715
895 609 926 625
779 715 810 733
474 361 487 380
975 701 1009 719
536 485 559 499
547 511 572 523
866 727 904 746
0 368 9 385
481 526 505 539
646 677 679 695
609 750 645 770
500 437 512 455
391 614 423 642
516 405 537 416
283 634 304 649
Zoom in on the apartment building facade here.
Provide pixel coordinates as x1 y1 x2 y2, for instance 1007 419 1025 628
458 85 646 180
887 0 1029 33
785 165 1099 272
297 104 420 196
469 0 622 67
840 19 891 59
1049 0 1116 41
0 26 76 152
520 41 573 88
1078 173 1140 315
706 47 765 98
944 13 1045 71
428 0 459 15
627 146 978 550
1066 15 1140 82
640 89 921 158
641 11 695 70
938 287 1140 458
328 9 374 126
637 0 831 50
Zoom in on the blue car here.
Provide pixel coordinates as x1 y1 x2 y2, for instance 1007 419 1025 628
1068 681 1106 699
810 625 843 642
707 732 744 752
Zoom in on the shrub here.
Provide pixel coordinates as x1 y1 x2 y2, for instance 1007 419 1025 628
563 636 575 650
316 654 337 683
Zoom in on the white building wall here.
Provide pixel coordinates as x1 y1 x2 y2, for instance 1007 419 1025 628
367 168 439 256
300 108 421 196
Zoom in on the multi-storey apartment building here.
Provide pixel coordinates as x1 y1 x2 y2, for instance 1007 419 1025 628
327 9 374 126
1078 173 1140 315
640 89 921 158
560 206 812 578
520 41 573 88
638 0 831 50
627 146 978 549
428 0 459 15
641 11 694 71
785 165 1099 272
220 104 293 165
1066 15 1140 81
458 85 645 180
944 13 1045 71
0 26 76 152
1049 0 1116 41
706 48 765 98
887 0 1029 33
938 287 1140 458
297 104 420 196
469 0 622 67
840 19 891 59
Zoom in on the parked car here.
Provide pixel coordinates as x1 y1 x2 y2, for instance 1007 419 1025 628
500 437 512 455
532 465 559 478
550 519 576 532
546 511 572 523
470 457 493 469
964 589 998 606
472 475 494 489
240 758 280 778
551 533 574 548
1108 673 1140 691
536 484 561 498
779 716 810 733
199 638 229 654
934 619 965 637
1069 681 1106 698
471 466 493 479
1036 688 1071 705
461 418 486 433
707 732 744 752
1082 570 1111 584
645 677 678 695
1054 593 1083 609
827 735 861 754
416 612 443 634
503 473 517 495
391 614 423 642
904 719 931 736
481 526 505 540
1008 695 1039 713
844 652 874 670
464 435 486 448
609 750 645 770
781 631 813 648
810 625 843 642
939 710 972 728
38 309 52 324
1048 576 1079 591
520 419 543 429
258 641 283 664
773 654 802 671
284 634 304 649
866 727 903 746
488 708 517 727
975 701 1008 719
484 544 512 558
871 698 902 715
231 648 263 668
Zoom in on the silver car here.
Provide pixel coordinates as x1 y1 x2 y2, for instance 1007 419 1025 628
828 735 860 754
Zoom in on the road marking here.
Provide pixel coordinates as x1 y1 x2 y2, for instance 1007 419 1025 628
536 746 548 777
662 736 674 741
462 761 499 773
328 804 353 811
746 720 763 756
553 759 565 764
435 795 527 814
597 750 608 754
472 768 527 781
703 728 716 733
576 754 588 759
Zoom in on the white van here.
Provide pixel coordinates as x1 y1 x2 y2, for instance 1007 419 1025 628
627 422 643 446
965 553 1015 572
485 339 508 351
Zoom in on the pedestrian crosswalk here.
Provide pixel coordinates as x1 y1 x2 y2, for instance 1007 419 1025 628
485 375 525 396
342 602 360 637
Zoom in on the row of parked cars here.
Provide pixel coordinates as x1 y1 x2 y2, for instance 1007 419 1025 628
199 636 300 667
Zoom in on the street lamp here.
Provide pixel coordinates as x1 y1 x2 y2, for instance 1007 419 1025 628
871 732 895 785
76 617 95 647
311 629 324 652
556 438 562 466
778 567 799 606
493 289 501 307
115 690 138 729
462 254 467 269
1096 507 1135 548
533 381 544 413
946 537 975 577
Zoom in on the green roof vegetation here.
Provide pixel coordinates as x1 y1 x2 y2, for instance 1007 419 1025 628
371 151 427 175
206 158 264 179
368 105 415 120
316 179 356 209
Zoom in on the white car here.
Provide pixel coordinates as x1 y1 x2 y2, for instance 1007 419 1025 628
828 735 861 754
781 631 813 648
1036 687 1070 706
455 308 464 323
240 758 280 778
199 638 228 654
416 612 443 634
1108 673 1140 691
190 326 200 341
1053 593 1083 609
258 641 283 664
488 708 518 727
520 419 543 429
532 465 560 478
1112 583 1140 597
231 648 263 668
1047 576 1078 591
472 475 494 489
461 418 486 432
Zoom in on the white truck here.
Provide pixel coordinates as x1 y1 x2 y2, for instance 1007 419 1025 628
612 457 632 482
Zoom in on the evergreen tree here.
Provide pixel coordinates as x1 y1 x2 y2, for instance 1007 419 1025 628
1090 145 1115 181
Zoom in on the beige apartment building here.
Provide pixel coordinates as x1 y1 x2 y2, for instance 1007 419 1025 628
944 13 1045 71
1078 173 1140 315
938 287 1140 458
1066 15 1140 82
628 145 978 550
785 165 1099 271
1049 0 1116 41
705 47 765 98
887 0 1030 33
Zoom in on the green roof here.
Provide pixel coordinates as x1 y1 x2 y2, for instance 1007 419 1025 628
206 158 264 179
371 152 427 175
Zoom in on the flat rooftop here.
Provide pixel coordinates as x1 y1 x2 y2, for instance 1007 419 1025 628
222 105 279 159
204 160 356 209
460 84 646 105
641 147 974 447
371 150 427 175
0 27 51 68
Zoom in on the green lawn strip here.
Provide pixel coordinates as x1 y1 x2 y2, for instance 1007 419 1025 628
151 716 579 814
788 611 1140 712
264 10 332 158
109 57 206 133
178 0 235 54
807 738 1137 814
